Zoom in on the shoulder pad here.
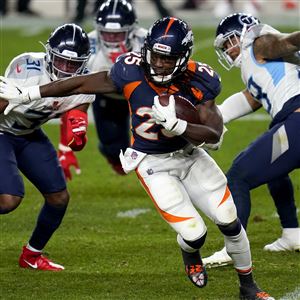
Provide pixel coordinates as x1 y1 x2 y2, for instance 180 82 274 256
5 52 45 83
242 24 280 49
110 52 143 92
187 61 221 101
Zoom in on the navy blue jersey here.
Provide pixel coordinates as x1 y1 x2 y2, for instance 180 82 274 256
110 52 221 154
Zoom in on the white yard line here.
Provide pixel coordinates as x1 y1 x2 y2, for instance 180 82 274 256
116 208 151 218
279 286 300 300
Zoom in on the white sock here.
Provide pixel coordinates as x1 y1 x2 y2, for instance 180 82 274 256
224 226 252 271
26 244 42 253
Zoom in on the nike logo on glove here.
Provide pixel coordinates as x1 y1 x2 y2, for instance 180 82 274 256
16 87 23 96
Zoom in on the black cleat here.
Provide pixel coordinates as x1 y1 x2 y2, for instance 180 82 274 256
181 249 207 288
240 285 275 300
185 263 207 288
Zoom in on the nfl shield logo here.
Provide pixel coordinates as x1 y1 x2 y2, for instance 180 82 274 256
131 151 138 160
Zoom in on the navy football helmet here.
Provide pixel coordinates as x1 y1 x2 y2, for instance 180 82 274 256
45 23 90 79
95 0 137 57
214 13 260 70
141 17 193 85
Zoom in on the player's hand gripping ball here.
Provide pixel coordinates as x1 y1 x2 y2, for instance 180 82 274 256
158 94 200 124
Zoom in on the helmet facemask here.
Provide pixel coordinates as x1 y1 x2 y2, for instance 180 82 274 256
46 44 90 80
214 30 242 70
141 17 193 85
214 13 260 71
143 43 190 85
44 24 91 80
96 22 133 60
94 0 137 62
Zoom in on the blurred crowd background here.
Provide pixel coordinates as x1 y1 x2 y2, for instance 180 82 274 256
0 0 299 29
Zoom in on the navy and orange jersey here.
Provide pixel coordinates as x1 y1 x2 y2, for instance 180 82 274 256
109 51 221 154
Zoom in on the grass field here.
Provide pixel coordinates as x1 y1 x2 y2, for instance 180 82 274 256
0 26 299 300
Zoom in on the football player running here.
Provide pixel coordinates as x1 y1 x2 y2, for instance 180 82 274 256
0 24 94 271
0 17 274 299
203 13 300 268
58 0 147 179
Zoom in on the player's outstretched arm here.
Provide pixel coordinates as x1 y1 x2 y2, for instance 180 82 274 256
218 90 261 124
40 71 117 98
0 72 118 109
0 98 8 114
254 31 300 61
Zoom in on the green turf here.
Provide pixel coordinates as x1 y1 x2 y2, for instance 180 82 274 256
0 27 299 300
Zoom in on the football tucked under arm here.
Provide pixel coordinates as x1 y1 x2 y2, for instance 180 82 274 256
157 94 200 124
153 94 222 146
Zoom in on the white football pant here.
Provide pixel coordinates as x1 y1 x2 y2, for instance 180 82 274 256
136 147 251 271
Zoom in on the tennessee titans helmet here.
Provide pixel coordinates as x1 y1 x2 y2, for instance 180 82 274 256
95 0 137 57
141 17 194 85
214 13 260 70
45 23 91 80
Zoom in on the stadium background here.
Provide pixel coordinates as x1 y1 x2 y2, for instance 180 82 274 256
0 1 299 299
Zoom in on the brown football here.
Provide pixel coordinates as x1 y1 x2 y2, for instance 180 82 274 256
158 94 200 124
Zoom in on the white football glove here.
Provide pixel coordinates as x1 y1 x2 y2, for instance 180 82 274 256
203 125 228 151
0 76 41 115
152 95 187 136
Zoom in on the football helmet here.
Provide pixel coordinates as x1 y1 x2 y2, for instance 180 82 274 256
214 13 260 70
141 17 193 85
95 0 137 60
45 23 90 80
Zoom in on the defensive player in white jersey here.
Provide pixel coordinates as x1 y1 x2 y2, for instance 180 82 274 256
58 0 147 179
0 24 94 271
203 13 300 267
0 17 274 300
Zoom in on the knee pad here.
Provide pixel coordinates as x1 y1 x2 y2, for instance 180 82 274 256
214 192 237 225
177 231 207 252
218 219 242 236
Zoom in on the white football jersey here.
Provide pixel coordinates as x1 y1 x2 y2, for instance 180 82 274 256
240 24 300 118
87 27 147 99
1 52 95 135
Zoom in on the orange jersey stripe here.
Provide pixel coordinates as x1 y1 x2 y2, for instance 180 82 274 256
127 102 134 146
123 81 142 101
217 186 231 207
130 135 135 146
136 169 194 223
147 79 179 95
187 60 197 72
187 61 204 101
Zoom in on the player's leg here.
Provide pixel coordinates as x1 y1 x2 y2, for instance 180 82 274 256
204 117 300 266
227 116 300 231
136 155 208 288
0 133 25 213
228 116 300 229
17 129 67 271
92 95 130 175
264 175 300 251
185 149 248 271
185 149 273 299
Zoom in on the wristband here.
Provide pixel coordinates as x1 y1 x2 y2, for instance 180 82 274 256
24 85 42 102
172 119 187 135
